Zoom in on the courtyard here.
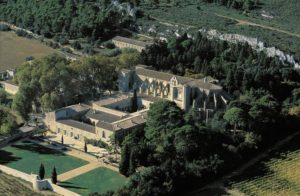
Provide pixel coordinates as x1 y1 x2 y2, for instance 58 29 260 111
0 140 88 178
0 139 127 195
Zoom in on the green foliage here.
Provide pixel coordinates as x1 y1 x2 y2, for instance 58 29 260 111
51 167 57 184
0 0 133 40
84 142 87 153
0 24 10 31
13 54 119 114
130 90 138 112
117 101 227 195
85 138 108 149
0 89 7 104
39 163 45 180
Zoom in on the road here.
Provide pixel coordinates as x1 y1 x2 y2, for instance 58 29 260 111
213 13 300 38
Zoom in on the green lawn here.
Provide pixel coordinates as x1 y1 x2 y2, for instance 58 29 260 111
60 168 127 196
0 140 88 178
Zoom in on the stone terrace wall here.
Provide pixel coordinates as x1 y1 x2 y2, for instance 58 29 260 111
0 165 80 196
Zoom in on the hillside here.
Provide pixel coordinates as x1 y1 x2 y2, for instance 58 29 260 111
136 0 300 60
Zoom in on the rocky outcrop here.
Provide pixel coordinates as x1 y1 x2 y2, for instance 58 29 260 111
200 29 299 68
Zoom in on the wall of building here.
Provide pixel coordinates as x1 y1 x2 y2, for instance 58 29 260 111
56 122 98 142
112 40 145 52
0 81 19 95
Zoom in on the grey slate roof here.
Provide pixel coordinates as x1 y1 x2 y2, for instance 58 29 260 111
57 119 96 134
136 65 223 90
187 80 223 90
136 66 194 84
85 109 123 123
112 36 150 48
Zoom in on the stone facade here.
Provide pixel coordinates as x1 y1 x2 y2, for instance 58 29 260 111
112 36 151 52
0 80 19 95
119 65 231 113
45 65 231 143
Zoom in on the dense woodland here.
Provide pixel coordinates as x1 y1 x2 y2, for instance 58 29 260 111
12 50 141 121
0 0 133 40
89 34 300 196
0 107 18 136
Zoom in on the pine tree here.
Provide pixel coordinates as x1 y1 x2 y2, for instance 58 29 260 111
51 167 57 184
39 163 45 180
226 69 235 93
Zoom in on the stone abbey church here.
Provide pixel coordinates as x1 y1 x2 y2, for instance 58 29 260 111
45 65 231 144
119 65 231 114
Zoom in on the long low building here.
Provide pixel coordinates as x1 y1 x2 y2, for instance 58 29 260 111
0 80 19 95
112 36 151 52
44 95 149 144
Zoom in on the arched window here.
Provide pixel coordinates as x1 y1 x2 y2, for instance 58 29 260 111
102 131 106 138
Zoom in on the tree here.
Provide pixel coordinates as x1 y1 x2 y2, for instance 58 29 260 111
119 144 130 176
145 101 184 142
51 167 57 184
39 163 45 180
84 142 87 152
223 107 245 131
0 89 7 104
131 89 138 112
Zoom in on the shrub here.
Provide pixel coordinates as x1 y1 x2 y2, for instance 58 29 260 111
25 56 34 61
104 41 115 49
15 29 32 38
83 45 95 55
61 47 72 53
103 48 121 57
71 41 82 50
85 138 108 148
0 24 10 31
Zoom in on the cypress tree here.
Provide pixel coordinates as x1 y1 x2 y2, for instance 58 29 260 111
51 167 57 184
119 144 130 176
39 163 45 180
84 142 87 153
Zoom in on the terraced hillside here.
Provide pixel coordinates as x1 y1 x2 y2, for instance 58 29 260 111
137 0 300 59
227 133 300 195
0 172 56 196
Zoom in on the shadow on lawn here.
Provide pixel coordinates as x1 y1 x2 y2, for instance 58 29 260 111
0 149 21 164
59 181 87 190
11 141 64 155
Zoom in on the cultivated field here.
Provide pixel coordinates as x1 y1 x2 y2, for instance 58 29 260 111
0 171 56 196
0 31 57 71
227 133 300 195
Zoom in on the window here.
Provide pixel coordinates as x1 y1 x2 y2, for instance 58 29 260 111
102 131 106 138
174 88 178 99
57 128 60 133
